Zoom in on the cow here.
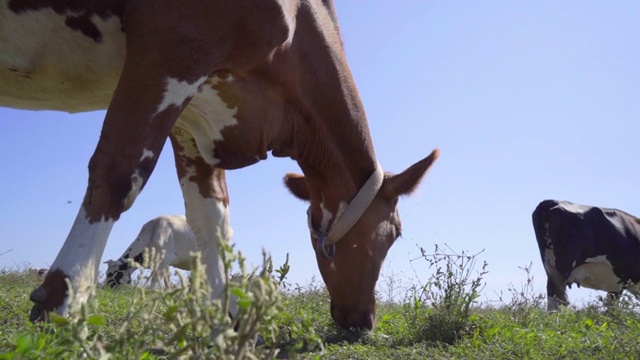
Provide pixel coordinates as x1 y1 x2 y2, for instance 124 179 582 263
532 199 640 310
105 215 197 288
1 0 438 330
26 268 49 277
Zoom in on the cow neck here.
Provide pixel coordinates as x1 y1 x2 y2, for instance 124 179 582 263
268 1 382 244
288 77 380 244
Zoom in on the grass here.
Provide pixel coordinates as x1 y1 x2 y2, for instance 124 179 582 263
2 245 640 359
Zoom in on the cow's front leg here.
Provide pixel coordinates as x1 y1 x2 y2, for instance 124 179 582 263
170 128 234 315
29 115 176 321
29 39 213 323
546 277 568 311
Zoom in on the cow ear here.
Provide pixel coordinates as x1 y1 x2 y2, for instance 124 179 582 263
284 173 310 201
381 149 439 199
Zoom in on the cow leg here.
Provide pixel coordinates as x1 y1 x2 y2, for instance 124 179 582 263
604 291 622 307
29 33 217 323
153 250 174 288
149 268 169 289
163 273 172 289
547 277 568 311
148 262 162 289
169 128 235 314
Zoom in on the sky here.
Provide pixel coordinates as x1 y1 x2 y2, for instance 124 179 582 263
1 1 639 306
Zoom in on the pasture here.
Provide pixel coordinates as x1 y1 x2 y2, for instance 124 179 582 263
2 245 640 359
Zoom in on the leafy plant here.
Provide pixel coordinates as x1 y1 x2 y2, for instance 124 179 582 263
405 244 488 345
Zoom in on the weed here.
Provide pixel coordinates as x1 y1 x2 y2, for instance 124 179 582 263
405 244 488 345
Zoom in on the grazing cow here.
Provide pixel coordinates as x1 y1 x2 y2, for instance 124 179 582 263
27 268 49 277
532 199 640 310
105 215 197 288
2 0 438 330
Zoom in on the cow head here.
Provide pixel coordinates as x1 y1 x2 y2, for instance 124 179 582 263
104 259 133 287
284 150 438 330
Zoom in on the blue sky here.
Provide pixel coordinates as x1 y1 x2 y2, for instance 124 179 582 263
1 1 639 306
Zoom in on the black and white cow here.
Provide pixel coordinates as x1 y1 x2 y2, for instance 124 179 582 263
532 199 640 310
105 215 197 288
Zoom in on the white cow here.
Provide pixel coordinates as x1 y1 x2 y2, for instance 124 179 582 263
105 215 197 288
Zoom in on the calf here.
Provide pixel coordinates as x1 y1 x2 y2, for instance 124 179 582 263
532 199 640 310
105 215 196 288
26 268 48 277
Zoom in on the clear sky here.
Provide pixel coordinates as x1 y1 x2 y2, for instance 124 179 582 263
1 1 639 306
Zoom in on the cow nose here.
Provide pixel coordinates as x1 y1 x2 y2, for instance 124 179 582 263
330 303 374 330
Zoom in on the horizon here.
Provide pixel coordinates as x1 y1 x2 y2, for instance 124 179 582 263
1 1 639 307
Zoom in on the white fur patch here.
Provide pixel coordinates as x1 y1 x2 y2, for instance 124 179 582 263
319 200 333 233
140 148 155 162
567 255 622 292
156 76 208 114
49 208 115 314
123 170 144 211
175 75 238 165
279 0 297 46
0 7 125 111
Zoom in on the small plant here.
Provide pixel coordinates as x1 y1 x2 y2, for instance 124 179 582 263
274 277 326 355
405 244 488 345
143 243 310 359
378 269 411 305
495 262 546 312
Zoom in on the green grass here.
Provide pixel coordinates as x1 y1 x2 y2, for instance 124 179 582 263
3 246 640 359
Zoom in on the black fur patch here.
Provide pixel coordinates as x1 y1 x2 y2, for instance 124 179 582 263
8 0 125 43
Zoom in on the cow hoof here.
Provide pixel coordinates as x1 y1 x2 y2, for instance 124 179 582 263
29 303 46 322
29 286 50 322
27 269 71 323
30 286 47 303
148 348 168 356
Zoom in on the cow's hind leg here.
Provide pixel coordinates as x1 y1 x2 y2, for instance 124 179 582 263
151 250 175 288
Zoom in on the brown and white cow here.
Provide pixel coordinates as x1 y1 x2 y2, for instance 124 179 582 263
1 0 438 330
